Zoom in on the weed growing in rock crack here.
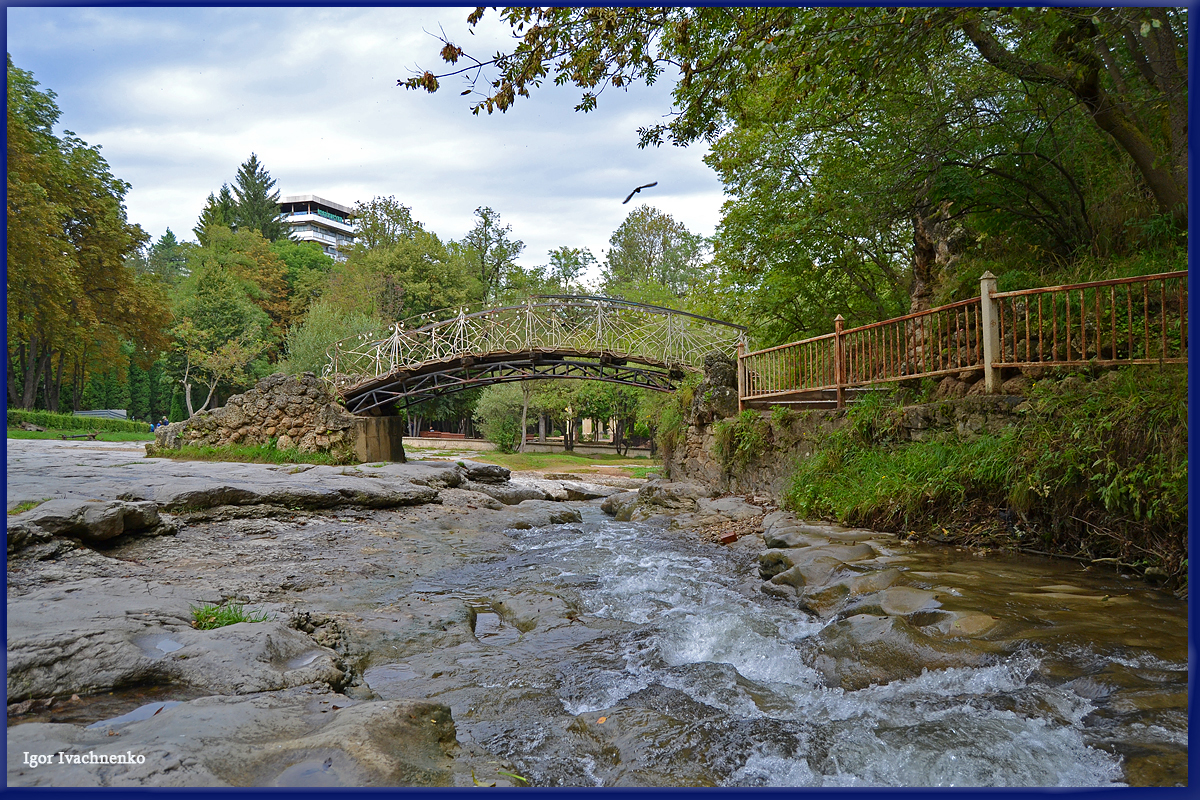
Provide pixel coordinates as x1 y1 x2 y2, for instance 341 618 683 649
8 498 50 515
190 602 271 630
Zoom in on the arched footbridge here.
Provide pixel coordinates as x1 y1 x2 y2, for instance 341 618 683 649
325 296 748 415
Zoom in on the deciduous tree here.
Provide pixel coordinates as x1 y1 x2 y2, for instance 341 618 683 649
7 56 170 411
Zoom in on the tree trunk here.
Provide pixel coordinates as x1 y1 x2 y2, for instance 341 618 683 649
959 16 1187 227
910 198 968 314
71 353 84 413
7 346 22 407
519 383 530 453
538 413 546 442
44 351 65 413
22 338 50 410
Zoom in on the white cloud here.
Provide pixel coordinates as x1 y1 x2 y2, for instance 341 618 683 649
8 7 727 268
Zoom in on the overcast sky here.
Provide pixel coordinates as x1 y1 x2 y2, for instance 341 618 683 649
7 6 727 274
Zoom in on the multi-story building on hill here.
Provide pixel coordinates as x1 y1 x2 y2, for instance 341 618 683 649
278 194 355 261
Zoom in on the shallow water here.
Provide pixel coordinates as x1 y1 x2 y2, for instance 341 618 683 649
363 507 1187 787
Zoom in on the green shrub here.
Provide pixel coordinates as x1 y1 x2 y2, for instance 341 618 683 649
8 409 152 433
474 384 524 453
713 409 769 470
635 372 701 458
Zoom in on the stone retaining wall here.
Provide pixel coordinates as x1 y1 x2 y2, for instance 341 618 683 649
150 373 367 462
665 358 1035 499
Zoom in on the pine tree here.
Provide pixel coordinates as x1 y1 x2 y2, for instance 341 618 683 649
231 153 289 242
147 228 189 285
194 185 238 244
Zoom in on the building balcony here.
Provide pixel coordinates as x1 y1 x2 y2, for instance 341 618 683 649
281 211 356 234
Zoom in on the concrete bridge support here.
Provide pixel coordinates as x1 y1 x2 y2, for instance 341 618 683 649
353 416 407 463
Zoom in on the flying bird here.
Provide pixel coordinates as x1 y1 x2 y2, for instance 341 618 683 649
623 182 658 204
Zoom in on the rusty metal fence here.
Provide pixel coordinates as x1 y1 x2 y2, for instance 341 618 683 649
739 270 1187 409
991 272 1188 370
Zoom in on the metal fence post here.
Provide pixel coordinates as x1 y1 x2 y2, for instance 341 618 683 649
980 271 1000 393
737 340 746 413
834 314 846 408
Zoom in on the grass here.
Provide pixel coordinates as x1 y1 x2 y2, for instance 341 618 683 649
623 465 664 479
8 429 155 442
781 365 1188 587
8 408 152 434
9 498 50 515
465 450 656 474
190 602 272 630
147 440 351 466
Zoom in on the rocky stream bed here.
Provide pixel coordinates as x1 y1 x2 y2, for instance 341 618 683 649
5 439 1188 787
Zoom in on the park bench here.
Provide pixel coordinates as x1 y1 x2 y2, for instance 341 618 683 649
60 431 100 441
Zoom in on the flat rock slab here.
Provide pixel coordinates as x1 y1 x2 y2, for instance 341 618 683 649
7 688 456 787
6 577 344 699
2 441 561 522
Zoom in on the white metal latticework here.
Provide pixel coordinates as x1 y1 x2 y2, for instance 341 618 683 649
324 296 747 397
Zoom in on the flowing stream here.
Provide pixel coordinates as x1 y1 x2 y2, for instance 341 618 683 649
361 506 1188 787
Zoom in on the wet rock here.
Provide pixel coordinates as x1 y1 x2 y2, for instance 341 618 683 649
758 549 795 580
600 491 639 520
461 480 551 505
768 557 847 598
847 568 903 596
922 610 1001 638
636 480 709 514
6 688 456 787
809 613 985 690
796 582 853 618
876 586 940 616
762 529 824 549
696 496 762 520
559 481 621 501
761 511 795 529
486 501 582 530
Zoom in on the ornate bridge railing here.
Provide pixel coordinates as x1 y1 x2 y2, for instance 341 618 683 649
739 270 1187 408
325 296 748 413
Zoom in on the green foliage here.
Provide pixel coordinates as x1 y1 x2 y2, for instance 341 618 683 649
189 602 271 630
769 405 798 427
196 155 288 244
7 409 151 433
712 409 769 470
282 301 381 377
409 8 1187 346
601 205 709 301
462 206 524 306
329 203 477 321
269 239 334 315
469 450 652 473
473 383 525 453
8 56 170 412
647 373 700 457
782 366 1187 581
230 153 289 242
170 226 289 413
